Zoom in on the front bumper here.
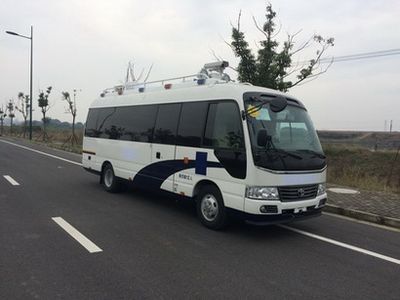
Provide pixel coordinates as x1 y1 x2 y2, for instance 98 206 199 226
238 193 327 225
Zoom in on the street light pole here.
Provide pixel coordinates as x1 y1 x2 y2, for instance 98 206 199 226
5 26 34 140
29 26 33 140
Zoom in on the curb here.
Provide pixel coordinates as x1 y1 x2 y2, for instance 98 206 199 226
324 204 400 229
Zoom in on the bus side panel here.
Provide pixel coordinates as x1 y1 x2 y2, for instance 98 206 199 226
82 137 97 171
86 138 152 180
172 146 246 211
150 143 177 193
112 140 153 180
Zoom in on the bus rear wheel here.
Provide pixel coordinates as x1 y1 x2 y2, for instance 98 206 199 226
102 163 121 193
196 185 229 230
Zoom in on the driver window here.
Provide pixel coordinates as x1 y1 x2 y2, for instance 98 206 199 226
204 102 244 150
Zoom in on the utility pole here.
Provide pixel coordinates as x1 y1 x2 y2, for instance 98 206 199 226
6 25 33 140
29 25 33 140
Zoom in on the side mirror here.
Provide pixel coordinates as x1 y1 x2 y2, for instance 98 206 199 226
257 129 268 147
270 96 287 112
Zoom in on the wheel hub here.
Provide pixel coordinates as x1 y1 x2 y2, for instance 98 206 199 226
104 169 113 187
201 194 219 222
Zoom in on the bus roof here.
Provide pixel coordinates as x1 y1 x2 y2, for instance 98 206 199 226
89 81 302 109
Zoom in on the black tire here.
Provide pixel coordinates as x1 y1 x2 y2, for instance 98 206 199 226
196 185 229 230
101 163 122 193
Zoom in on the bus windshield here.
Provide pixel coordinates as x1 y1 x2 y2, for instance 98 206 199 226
245 97 325 171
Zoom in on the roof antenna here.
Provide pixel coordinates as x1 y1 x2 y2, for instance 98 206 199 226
144 63 154 83
129 62 135 82
136 68 145 82
125 61 136 84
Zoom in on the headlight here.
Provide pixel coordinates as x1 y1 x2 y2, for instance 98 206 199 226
317 183 326 196
246 186 279 200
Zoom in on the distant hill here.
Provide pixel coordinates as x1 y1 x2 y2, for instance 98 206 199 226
43 119 84 129
9 119 84 129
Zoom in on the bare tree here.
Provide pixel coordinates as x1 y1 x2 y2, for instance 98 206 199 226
38 86 52 141
61 89 78 145
0 105 6 136
15 92 30 138
6 100 15 134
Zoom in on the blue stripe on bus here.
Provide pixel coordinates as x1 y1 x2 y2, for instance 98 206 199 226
132 159 222 190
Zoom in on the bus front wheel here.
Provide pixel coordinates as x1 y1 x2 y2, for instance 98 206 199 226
196 185 229 230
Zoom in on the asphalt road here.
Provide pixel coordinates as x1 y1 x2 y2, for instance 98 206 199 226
0 137 399 299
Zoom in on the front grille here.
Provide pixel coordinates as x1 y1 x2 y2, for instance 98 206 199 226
278 184 318 202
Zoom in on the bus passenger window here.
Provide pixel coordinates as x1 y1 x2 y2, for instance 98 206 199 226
113 105 157 142
153 104 181 145
96 108 115 139
134 105 158 142
85 109 99 137
177 102 208 147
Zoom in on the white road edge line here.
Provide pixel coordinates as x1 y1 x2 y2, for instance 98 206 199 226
3 175 20 186
279 224 400 266
323 212 400 233
52 217 102 253
0 139 81 166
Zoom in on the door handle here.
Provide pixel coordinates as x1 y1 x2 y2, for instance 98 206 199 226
156 152 161 159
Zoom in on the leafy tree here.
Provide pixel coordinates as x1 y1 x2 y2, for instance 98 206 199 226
6 100 15 134
38 86 52 141
0 105 6 136
61 89 78 145
16 92 30 138
230 4 334 92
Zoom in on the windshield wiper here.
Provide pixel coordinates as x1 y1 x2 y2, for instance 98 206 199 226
295 149 326 159
257 147 303 160
270 148 303 160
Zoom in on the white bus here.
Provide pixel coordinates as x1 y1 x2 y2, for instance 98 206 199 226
82 62 327 229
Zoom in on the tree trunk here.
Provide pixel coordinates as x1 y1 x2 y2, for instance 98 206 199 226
72 115 76 143
10 118 13 134
23 118 27 138
42 112 46 141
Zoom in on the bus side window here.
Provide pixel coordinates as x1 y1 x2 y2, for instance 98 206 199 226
96 108 116 139
85 109 99 137
153 104 181 145
112 105 158 142
204 102 245 150
177 102 208 147
134 105 158 142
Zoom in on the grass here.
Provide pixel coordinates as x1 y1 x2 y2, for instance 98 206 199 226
323 143 400 194
2 126 83 154
41 129 83 154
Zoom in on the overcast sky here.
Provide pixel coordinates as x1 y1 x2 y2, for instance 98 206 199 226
1 0 399 131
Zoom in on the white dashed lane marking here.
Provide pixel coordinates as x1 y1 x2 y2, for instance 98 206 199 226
3 175 20 186
52 217 103 253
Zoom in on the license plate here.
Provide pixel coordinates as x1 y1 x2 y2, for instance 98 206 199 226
294 207 307 213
